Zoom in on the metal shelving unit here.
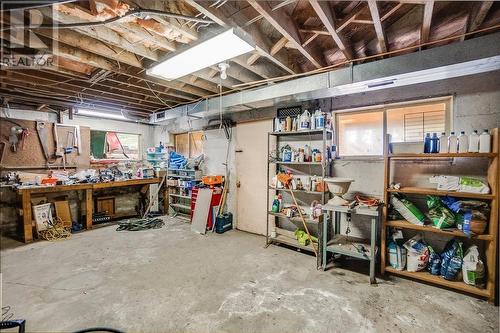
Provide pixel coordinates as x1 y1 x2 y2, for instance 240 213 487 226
322 204 381 284
266 128 333 267
167 168 201 220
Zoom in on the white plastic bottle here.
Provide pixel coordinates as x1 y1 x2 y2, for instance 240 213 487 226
438 132 447 153
479 129 491 153
448 131 458 153
458 131 468 153
468 130 480 153
310 111 316 130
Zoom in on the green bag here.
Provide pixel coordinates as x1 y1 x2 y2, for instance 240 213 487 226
427 196 455 229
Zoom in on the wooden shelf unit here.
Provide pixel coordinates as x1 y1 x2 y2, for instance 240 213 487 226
381 128 499 302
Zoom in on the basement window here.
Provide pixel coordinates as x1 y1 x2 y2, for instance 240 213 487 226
337 111 384 156
174 131 204 158
336 97 452 157
91 131 141 160
386 101 448 143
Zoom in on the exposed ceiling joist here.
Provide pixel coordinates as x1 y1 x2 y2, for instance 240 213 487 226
421 0 435 43
469 1 494 32
35 29 143 68
247 0 324 69
38 7 161 61
308 0 353 60
368 0 388 53
184 0 297 75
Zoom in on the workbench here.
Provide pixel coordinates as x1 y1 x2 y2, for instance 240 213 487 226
16 178 164 243
322 204 381 284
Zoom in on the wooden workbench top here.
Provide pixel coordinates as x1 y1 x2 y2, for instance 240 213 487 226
16 178 161 194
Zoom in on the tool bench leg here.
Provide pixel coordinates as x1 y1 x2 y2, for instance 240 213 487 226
322 212 328 270
85 189 93 230
21 192 33 243
370 217 377 284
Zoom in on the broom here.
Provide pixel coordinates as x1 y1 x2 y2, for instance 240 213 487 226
277 173 318 257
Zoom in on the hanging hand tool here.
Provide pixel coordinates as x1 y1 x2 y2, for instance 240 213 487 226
8 126 20 152
53 123 63 159
36 121 55 163
20 128 29 150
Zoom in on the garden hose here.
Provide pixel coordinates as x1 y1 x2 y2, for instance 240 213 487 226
116 218 165 231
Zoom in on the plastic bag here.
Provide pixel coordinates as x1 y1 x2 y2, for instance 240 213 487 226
427 196 455 229
403 235 429 272
462 245 485 288
458 177 490 194
441 197 490 221
391 195 425 225
427 246 441 275
388 241 406 271
440 239 464 280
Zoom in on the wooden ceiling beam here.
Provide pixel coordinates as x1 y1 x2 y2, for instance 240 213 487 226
249 0 324 68
2 71 169 109
368 0 388 53
38 68 194 103
421 0 434 43
38 7 161 61
308 0 353 60
271 37 288 56
184 0 297 75
1 80 156 113
35 29 143 68
246 52 261 66
0 90 151 116
53 3 177 52
231 56 270 80
381 3 403 22
469 1 493 32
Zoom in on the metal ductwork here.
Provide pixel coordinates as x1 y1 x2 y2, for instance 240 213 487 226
151 32 500 124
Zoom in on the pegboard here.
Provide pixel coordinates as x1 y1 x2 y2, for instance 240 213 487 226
0 118 90 170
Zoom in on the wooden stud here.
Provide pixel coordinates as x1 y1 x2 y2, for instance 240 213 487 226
421 1 435 43
20 191 33 243
308 0 353 60
248 0 324 68
368 0 388 53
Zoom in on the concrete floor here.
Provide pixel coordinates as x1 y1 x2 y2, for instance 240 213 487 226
1 217 498 333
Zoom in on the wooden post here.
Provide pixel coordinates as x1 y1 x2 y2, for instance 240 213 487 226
486 128 498 303
85 188 93 229
20 190 33 243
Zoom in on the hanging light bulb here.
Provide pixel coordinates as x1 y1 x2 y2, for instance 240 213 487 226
218 62 230 80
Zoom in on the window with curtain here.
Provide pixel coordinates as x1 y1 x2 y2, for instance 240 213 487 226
90 130 140 160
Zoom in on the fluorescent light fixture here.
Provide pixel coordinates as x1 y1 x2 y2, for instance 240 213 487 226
76 108 127 120
146 28 255 81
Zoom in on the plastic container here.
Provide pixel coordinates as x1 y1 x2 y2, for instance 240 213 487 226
479 129 491 153
448 131 458 153
468 130 479 152
423 133 431 153
458 131 468 153
299 110 311 130
285 116 292 132
310 112 316 130
315 110 325 129
430 133 439 153
438 132 447 153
